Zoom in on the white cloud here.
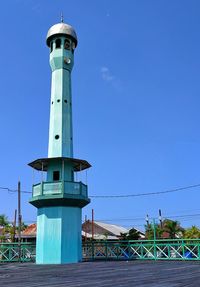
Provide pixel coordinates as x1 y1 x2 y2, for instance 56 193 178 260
101 67 115 82
100 66 123 92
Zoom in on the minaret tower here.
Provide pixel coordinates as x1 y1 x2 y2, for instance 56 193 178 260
29 20 91 264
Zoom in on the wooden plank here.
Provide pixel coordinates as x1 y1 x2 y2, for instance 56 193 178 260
0 261 199 287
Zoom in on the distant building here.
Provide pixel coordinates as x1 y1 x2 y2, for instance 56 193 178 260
21 221 144 242
22 223 36 243
82 220 145 240
82 220 129 240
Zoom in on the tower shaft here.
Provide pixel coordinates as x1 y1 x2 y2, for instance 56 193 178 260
48 38 74 158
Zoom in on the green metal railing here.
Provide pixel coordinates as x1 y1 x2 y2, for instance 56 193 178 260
0 243 35 262
83 239 200 261
1 239 200 263
32 181 88 198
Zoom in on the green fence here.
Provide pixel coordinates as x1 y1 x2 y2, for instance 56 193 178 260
1 239 200 262
83 239 200 261
0 243 36 262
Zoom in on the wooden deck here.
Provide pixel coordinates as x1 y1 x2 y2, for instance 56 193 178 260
0 261 199 286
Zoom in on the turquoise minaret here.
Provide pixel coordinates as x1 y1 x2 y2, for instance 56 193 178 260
29 21 91 264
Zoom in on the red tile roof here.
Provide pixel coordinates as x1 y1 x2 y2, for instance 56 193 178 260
22 223 36 236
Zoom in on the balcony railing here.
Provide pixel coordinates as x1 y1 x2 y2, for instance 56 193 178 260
32 181 88 198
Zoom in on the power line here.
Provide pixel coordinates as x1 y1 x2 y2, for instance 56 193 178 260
0 187 31 194
93 213 200 223
90 183 200 198
1 183 200 198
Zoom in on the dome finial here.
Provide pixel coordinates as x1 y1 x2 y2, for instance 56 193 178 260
61 13 64 23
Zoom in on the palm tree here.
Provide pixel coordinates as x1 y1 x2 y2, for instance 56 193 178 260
163 220 183 239
184 226 200 239
0 214 9 242
145 223 163 240
120 228 141 240
0 214 9 227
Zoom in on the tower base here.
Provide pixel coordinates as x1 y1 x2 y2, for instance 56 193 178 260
36 206 82 264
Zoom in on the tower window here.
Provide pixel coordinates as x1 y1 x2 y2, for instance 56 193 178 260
72 42 75 50
64 39 71 50
57 99 60 103
55 135 59 140
55 39 61 49
64 100 67 103
53 171 60 181
50 42 53 52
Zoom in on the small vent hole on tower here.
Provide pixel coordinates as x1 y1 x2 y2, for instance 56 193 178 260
55 135 60 140
52 101 53 104
57 99 60 103
50 42 53 52
55 39 61 49
64 39 71 50
64 100 67 103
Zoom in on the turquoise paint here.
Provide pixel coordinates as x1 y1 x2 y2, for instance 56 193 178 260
29 23 90 264
36 206 82 264
48 37 74 158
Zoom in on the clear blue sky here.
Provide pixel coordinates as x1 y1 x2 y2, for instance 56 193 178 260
1 0 200 230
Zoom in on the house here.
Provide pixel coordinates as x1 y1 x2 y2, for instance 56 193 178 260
21 223 36 243
22 221 144 242
82 220 145 240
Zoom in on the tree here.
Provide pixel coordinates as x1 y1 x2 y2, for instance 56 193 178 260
163 219 183 239
0 214 9 227
0 214 27 242
145 223 163 240
127 228 141 240
184 226 200 239
120 228 141 240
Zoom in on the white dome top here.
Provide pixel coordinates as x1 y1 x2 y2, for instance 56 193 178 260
46 23 78 47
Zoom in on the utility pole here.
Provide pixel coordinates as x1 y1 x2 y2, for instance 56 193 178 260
92 209 94 240
153 218 156 242
153 218 157 260
145 214 150 239
12 209 17 242
18 181 22 261
146 214 149 226
159 209 163 228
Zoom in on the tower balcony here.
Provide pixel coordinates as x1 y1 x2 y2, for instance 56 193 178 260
33 180 88 197
30 180 90 208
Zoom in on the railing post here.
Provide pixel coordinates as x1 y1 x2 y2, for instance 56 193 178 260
9 245 11 262
182 239 185 259
153 219 157 260
62 180 64 195
117 244 119 260
140 242 143 259
168 243 170 259
128 241 130 260
80 182 82 196
198 241 200 260
41 181 43 196
92 240 95 261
